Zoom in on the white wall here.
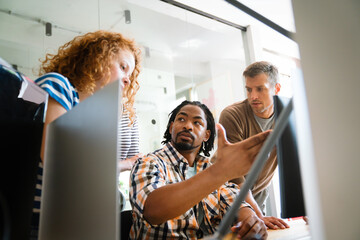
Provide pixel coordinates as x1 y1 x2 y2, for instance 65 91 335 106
292 0 360 239
135 67 176 154
210 59 247 118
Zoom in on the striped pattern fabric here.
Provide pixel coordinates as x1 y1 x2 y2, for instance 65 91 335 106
129 143 240 239
118 111 139 162
32 163 43 213
35 72 79 111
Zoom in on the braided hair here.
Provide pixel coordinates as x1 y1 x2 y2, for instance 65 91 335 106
162 100 215 157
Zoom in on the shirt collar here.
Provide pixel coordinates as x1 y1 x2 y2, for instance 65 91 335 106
165 142 187 165
164 142 205 167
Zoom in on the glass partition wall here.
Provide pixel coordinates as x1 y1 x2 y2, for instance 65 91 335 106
0 0 247 210
0 0 299 213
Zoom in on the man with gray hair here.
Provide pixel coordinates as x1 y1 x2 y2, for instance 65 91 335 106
219 61 289 229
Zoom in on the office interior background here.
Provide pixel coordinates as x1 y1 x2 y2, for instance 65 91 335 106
0 0 359 239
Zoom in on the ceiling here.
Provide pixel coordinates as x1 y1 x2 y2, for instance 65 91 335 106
0 0 297 82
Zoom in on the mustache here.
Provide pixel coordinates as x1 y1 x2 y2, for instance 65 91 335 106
176 130 195 140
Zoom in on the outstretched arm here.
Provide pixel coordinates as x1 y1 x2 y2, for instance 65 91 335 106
143 160 230 225
143 124 270 225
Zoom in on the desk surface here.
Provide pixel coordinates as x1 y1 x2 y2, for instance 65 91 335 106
223 218 311 240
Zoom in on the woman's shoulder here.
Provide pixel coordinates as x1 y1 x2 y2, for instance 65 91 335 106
35 72 79 110
35 72 69 84
35 72 75 92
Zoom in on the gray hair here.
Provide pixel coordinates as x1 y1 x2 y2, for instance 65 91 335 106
243 61 279 87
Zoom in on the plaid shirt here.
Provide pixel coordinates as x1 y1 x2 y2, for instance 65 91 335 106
129 143 241 239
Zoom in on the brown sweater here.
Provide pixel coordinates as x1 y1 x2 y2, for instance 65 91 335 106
219 99 277 196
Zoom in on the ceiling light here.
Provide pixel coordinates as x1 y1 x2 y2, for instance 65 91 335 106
124 10 131 24
45 22 52 36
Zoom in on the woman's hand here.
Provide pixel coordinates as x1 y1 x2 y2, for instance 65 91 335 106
118 153 144 172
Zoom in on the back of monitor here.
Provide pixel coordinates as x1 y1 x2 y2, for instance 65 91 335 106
39 81 121 240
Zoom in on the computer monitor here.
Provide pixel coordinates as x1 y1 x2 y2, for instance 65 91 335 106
274 95 306 218
39 81 122 240
0 63 47 239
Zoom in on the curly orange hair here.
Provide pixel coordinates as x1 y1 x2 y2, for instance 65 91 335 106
39 30 141 125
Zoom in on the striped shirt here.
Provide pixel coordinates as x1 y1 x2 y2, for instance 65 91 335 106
33 73 79 213
129 143 241 239
118 111 139 162
35 72 79 110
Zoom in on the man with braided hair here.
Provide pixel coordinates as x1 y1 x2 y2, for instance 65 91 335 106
130 100 269 239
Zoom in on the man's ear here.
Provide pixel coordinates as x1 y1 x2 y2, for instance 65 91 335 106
169 122 173 135
203 129 211 142
275 83 281 95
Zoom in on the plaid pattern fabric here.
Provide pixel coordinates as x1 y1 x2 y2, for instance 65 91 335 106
129 143 240 239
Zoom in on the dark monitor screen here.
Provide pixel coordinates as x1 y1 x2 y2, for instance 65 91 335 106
0 63 47 239
274 95 306 218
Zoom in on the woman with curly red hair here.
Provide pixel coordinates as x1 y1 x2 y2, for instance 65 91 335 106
36 30 142 165
31 30 142 238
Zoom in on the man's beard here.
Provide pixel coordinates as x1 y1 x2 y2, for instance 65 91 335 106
173 130 201 151
174 142 198 151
